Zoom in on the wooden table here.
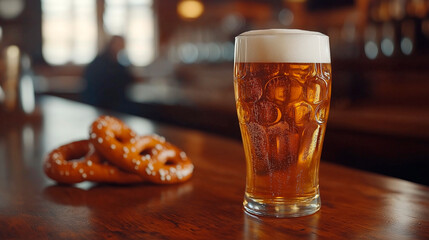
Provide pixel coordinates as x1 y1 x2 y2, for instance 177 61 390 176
1 96 428 239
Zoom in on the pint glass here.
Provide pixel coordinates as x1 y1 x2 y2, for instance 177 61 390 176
234 29 331 217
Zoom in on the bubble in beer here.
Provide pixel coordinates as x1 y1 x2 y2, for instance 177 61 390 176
238 76 263 102
289 102 313 126
246 122 269 174
254 100 281 126
304 78 327 104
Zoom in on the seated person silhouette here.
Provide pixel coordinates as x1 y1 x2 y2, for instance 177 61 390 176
81 36 134 110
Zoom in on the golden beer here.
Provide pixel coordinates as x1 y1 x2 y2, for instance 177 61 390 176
234 30 331 217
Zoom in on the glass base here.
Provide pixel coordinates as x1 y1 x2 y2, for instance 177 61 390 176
243 191 321 218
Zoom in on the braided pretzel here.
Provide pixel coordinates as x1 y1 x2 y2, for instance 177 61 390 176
90 116 194 184
43 140 144 184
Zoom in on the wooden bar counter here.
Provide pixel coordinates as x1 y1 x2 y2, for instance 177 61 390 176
0 96 428 239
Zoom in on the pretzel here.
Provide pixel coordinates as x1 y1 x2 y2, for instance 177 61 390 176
90 116 194 184
140 138 194 184
44 140 144 184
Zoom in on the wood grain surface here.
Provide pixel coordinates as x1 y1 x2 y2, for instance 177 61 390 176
0 96 428 240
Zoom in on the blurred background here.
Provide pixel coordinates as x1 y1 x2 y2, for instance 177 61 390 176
0 0 428 185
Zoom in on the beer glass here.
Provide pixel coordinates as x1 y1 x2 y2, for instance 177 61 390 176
233 29 331 217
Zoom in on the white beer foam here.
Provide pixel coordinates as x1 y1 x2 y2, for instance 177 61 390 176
235 29 331 63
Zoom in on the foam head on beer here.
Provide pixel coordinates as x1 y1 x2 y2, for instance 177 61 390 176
235 29 331 64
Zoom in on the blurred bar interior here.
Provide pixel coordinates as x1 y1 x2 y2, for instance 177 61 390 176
0 0 428 185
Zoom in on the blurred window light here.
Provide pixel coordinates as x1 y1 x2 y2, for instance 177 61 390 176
364 41 378 59
0 0 25 19
42 0 97 65
207 43 221 62
104 0 127 35
178 43 198 63
177 0 204 20
221 42 234 61
222 14 245 33
104 0 155 66
278 8 294 26
400 37 413 55
197 43 209 61
73 0 98 64
20 75 35 114
381 38 394 57
42 0 154 67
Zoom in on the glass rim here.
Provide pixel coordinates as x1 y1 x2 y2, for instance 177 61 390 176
236 29 328 39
